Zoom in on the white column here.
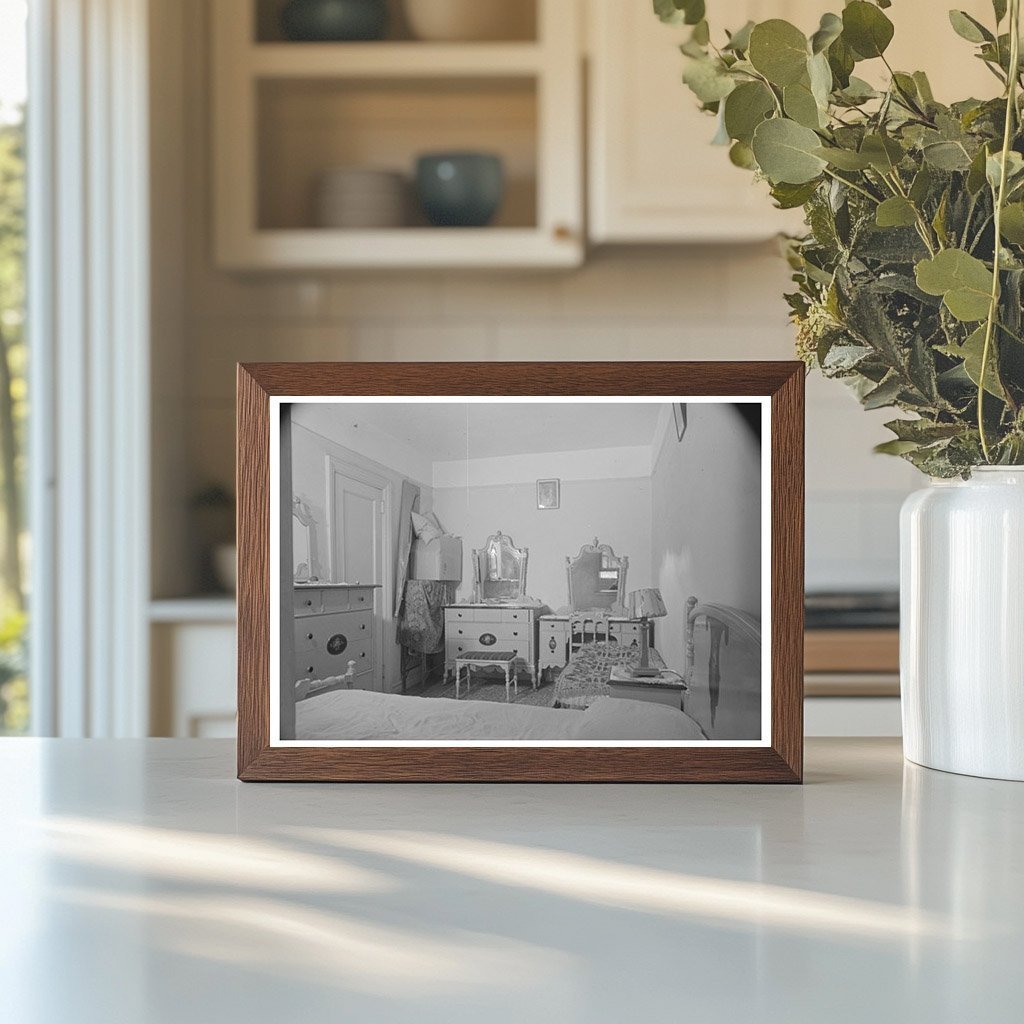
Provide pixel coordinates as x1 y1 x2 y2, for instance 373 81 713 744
28 0 150 736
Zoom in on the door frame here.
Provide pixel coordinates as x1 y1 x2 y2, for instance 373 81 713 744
324 456 391 692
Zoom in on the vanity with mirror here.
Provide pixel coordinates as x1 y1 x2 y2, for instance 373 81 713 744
444 531 540 688
538 538 652 681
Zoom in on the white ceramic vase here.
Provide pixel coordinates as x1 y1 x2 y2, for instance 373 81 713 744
900 467 1024 781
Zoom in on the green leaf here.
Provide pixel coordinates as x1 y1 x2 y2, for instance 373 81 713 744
909 164 933 205
875 439 922 455
682 57 736 104
862 374 903 409
842 1 895 59
939 326 1006 398
770 180 820 209
724 20 755 53
807 51 833 109
913 71 935 104
948 10 994 44
653 0 705 26
810 12 843 54
986 150 1024 191
860 133 904 173
922 140 973 171
1000 203 1024 244
993 0 1008 24
876 197 918 228
748 20 809 86
751 118 828 184
967 144 991 193
784 80 824 129
729 140 757 169
723 81 775 144
827 35 856 88
915 249 994 322
814 146 872 171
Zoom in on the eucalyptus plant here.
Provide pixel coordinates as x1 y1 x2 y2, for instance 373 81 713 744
657 0 1024 476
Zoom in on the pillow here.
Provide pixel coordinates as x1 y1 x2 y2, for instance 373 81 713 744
411 510 443 544
575 696 708 741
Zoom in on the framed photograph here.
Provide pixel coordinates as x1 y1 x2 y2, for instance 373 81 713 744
237 362 804 783
537 478 560 510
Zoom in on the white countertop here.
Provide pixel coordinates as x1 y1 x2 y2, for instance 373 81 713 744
1 738 1020 1023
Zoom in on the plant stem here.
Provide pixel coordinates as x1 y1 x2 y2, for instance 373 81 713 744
822 167 880 205
979 0 1021 462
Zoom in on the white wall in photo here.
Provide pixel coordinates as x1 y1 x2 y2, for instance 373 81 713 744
651 404 762 675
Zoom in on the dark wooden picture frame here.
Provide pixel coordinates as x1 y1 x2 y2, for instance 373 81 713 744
237 362 804 783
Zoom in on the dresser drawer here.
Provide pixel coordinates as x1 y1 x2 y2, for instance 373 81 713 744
541 619 568 635
448 622 531 645
296 610 371 652
473 607 531 624
446 607 476 624
296 636 372 683
294 590 321 616
346 588 373 612
320 589 349 613
609 621 641 639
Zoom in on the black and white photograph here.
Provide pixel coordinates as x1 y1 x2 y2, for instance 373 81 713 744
274 398 768 746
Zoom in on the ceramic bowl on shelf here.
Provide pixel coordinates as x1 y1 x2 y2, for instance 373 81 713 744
280 0 388 42
403 0 534 42
315 167 408 229
415 152 504 227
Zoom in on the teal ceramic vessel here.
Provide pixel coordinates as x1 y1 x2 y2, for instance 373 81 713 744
281 0 388 42
415 153 505 228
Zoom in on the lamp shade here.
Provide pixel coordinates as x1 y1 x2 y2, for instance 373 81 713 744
627 587 667 619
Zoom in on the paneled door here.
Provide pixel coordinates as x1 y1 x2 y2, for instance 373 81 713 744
327 459 387 690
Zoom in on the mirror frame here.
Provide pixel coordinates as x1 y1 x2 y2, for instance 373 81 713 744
472 531 529 604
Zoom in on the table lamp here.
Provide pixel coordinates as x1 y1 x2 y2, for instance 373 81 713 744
626 588 667 677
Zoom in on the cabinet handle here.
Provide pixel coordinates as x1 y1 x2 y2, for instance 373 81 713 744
306 666 314 674
360 624 366 630
553 224 574 241
306 633 313 641
305 600 313 607
513 631 518 637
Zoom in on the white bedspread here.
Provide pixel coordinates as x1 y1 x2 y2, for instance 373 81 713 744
295 689 707 742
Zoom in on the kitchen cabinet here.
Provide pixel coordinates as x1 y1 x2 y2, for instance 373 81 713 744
586 0 997 244
211 0 583 269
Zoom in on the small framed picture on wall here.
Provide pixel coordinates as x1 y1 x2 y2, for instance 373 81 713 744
537 478 560 510
236 361 805 783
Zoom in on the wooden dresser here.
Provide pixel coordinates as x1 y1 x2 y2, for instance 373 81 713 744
444 604 539 686
539 614 653 679
293 585 380 690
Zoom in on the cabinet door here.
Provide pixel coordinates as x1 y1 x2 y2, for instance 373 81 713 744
586 1 818 243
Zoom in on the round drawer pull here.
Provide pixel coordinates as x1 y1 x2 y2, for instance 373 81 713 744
306 633 313 641
305 600 313 607
306 665 314 674
360 652 366 658
360 624 366 630
513 631 518 637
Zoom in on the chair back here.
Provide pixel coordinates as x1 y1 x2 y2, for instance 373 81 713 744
569 612 611 653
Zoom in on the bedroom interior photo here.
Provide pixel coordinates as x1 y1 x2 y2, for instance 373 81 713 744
279 399 764 744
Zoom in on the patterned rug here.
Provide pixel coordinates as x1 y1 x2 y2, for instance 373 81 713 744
416 668 558 707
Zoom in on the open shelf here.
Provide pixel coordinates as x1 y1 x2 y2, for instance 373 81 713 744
254 0 538 45
213 0 582 268
257 77 538 232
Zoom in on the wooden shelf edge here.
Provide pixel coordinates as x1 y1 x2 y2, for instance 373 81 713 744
804 628 900 675
249 42 544 79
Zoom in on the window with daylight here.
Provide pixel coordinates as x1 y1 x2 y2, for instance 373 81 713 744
0 0 28 734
